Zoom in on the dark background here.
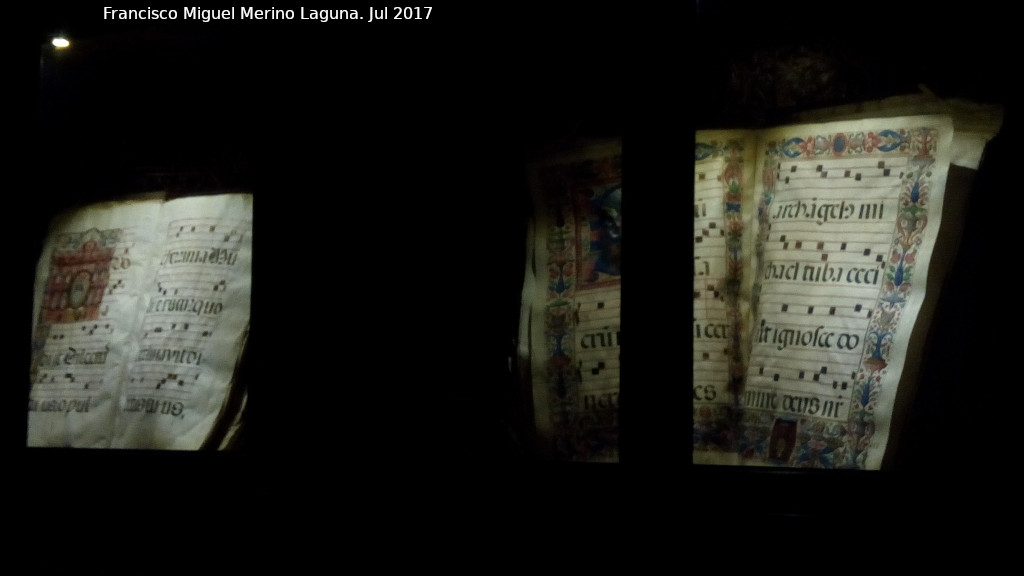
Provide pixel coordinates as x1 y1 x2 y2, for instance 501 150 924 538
8 2 1018 522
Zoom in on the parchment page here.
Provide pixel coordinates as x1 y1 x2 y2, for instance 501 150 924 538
112 193 252 449
692 131 757 465
526 141 621 462
29 199 161 447
740 116 951 469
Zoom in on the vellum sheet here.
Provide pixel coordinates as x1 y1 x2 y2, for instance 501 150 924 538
523 140 621 462
28 193 252 449
693 116 952 469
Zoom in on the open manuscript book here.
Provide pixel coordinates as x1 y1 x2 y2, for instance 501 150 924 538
28 192 252 449
693 97 1001 469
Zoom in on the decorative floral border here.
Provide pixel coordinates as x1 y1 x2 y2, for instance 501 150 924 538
693 140 747 454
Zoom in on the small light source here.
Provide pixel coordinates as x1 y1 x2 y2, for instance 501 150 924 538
52 38 70 49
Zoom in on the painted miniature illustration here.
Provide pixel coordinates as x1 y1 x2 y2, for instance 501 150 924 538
40 228 119 324
577 184 622 286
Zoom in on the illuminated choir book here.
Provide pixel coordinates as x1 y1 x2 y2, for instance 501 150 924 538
693 98 1000 469
27 192 252 449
